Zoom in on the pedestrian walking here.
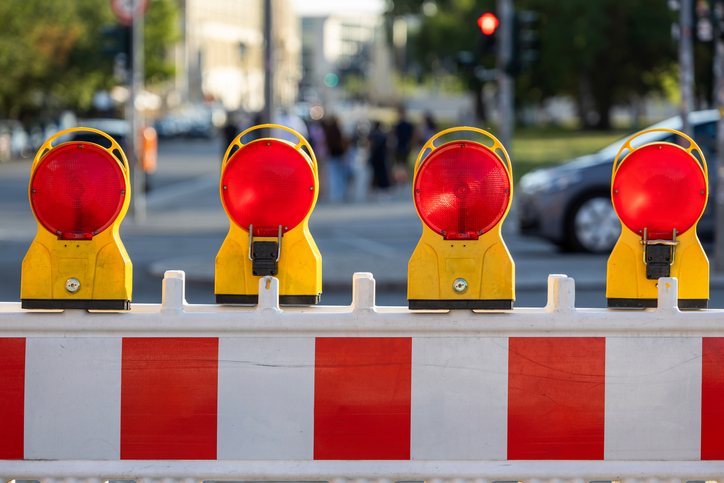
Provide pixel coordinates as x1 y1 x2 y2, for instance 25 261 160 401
420 111 437 145
221 111 238 156
393 106 414 184
368 121 391 196
273 107 308 142
324 116 348 203
349 121 371 203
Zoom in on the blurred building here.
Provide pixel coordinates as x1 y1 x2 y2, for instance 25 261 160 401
177 0 301 112
300 13 393 106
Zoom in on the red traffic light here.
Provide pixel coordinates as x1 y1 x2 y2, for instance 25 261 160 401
30 143 127 240
221 139 316 237
478 13 499 36
612 143 707 240
414 142 511 240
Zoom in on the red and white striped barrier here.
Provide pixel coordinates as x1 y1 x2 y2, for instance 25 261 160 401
1 272 724 481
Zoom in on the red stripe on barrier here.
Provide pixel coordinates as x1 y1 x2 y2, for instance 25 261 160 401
0 338 25 459
702 337 724 459
314 337 411 460
508 337 605 460
121 338 218 460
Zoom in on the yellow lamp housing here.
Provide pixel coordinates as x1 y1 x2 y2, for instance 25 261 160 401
408 127 515 310
215 124 322 305
21 128 133 310
606 128 709 309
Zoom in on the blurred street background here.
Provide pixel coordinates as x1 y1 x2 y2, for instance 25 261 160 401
2 0 724 307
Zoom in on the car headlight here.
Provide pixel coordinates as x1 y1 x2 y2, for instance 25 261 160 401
520 169 582 194
519 169 553 193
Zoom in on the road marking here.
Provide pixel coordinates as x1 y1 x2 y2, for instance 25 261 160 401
145 174 219 207
334 236 398 258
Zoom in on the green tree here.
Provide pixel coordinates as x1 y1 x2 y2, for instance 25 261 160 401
516 0 676 129
389 0 677 129
144 0 180 82
0 0 178 122
388 0 496 122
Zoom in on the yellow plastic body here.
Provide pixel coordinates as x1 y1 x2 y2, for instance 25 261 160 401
215 124 322 303
606 128 709 307
408 127 515 308
21 128 133 308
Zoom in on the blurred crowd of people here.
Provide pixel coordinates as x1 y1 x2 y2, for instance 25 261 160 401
221 106 440 204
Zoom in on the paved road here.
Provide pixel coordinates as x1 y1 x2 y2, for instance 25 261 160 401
1 136 721 309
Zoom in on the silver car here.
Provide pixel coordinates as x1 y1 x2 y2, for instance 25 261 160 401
516 110 718 253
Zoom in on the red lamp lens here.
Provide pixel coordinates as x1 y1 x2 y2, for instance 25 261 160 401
613 143 707 239
221 139 316 236
31 143 126 238
414 142 511 239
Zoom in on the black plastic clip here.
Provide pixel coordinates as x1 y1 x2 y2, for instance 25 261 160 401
641 227 678 280
248 224 282 276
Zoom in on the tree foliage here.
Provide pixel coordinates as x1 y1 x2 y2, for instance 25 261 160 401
388 0 678 129
144 0 180 82
389 0 496 121
0 0 178 122
517 0 676 128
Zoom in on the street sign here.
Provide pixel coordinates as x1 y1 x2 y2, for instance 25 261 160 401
607 128 709 308
215 124 322 305
21 128 133 310
110 0 148 26
408 127 515 310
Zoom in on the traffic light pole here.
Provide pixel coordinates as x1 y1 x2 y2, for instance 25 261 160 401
496 0 514 150
263 0 273 124
129 0 146 222
713 1 724 272
680 0 694 137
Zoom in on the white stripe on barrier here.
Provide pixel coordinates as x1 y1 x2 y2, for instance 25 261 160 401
604 337 703 460
411 337 508 460
24 337 121 460
217 337 315 459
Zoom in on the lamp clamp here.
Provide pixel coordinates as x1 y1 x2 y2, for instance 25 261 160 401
640 227 679 280
248 224 282 277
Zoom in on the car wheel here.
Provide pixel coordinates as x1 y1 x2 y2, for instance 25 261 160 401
566 194 621 253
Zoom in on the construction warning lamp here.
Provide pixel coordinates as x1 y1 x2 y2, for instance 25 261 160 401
607 128 709 309
215 124 322 305
21 128 132 310
408 127 515 310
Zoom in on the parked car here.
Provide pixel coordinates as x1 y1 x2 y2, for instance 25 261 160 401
517 110 719 253
154 106 216 139
0 120 32 161
71 118 128 147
